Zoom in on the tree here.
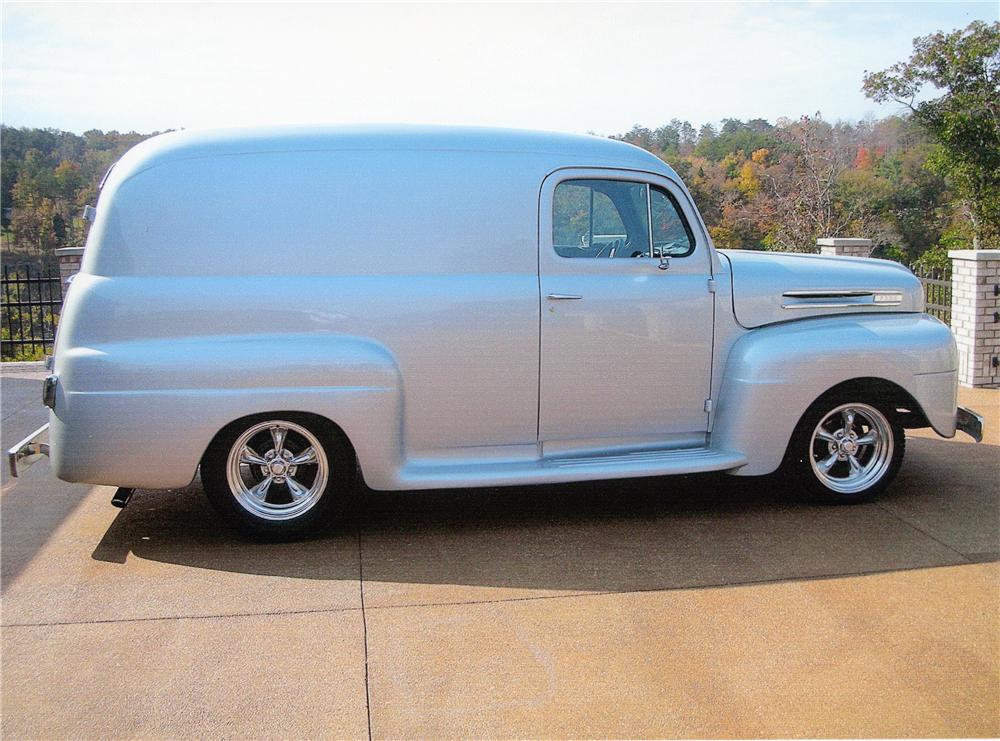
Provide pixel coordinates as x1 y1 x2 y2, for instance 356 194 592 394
1 126 157 261
759 117 852 251
652 123 680 153
863 21 1000 248
616 125 654 151
10 175 59 254
53 160 82 203
676 120 697 154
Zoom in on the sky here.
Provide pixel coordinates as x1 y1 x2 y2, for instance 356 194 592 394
2 1 997 136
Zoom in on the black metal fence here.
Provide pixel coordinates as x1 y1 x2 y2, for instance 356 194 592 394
1 265 63 360
910 264 952 324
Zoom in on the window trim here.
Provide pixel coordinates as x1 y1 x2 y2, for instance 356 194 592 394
649 184 696 259
551 177 696 261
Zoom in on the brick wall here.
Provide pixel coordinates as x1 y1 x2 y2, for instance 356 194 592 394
816 238 873 258
54 247 84 297
949 250 1000 388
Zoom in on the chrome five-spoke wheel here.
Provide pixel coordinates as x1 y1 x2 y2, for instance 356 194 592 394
203 413 353 537
225 420 330 521
786 391 905 504
809 403 893 494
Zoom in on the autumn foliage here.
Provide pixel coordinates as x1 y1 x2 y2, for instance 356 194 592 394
614 113 970 261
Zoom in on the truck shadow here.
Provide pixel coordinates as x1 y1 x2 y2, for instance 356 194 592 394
91 436 999 594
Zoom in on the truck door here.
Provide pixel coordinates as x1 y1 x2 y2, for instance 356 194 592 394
538 169 714 449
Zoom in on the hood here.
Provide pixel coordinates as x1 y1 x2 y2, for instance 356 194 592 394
719 249 924 328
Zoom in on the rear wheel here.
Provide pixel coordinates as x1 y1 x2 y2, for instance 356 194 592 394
202 414 353 538
786 394 905 503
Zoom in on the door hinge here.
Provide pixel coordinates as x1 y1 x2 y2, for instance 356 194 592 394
704 398 713 414
707 278 717 294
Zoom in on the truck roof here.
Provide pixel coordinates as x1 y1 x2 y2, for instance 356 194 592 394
111 124 678 183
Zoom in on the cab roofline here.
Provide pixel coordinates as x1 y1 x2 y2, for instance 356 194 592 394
108 123 678 184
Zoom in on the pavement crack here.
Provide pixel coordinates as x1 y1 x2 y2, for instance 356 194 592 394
2 604 361 629
875 501 973 562
358 527 373 741
6 561 994 632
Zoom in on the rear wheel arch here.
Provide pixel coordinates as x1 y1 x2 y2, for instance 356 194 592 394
201 411 358 471
199 411 359 538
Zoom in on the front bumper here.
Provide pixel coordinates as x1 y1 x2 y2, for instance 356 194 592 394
7 423 50 478
956 406 984 443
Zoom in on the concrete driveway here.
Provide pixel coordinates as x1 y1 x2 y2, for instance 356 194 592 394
2 369 998 739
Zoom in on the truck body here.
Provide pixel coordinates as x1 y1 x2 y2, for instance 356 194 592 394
11 125 982 535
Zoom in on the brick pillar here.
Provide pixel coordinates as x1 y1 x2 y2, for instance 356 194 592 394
949 249 1000 388
54 247 84 297
816 238 873 257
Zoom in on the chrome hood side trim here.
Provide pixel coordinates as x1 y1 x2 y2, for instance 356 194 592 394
720 250 923 328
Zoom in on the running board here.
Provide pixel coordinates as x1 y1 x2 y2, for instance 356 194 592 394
547 446 737 469
397 447 747 489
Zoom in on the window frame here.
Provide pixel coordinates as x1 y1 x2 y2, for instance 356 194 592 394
550 176 696 261
552 178 648 259
649 184 696 259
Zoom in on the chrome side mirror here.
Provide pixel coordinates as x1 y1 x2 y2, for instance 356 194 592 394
657 255 671 271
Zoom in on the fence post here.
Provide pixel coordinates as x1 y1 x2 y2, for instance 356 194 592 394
816 238 873 257
55 247 84 296
949 249 1000 388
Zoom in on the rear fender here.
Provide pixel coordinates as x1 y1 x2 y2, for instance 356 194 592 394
50 334 404 489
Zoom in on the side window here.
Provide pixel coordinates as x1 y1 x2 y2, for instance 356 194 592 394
650 186 695 257
553 179 650 259
592 191 626 246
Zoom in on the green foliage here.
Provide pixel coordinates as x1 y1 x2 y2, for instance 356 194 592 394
0 345 48 362
693 119 782 161
863 21 1000 248
0 126 159 266
911 245 951 271
936 222 975 251
912 223 975 272
870 244 907 264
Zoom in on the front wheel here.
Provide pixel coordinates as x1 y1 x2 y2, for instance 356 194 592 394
201 414 354 538
785 395 905 503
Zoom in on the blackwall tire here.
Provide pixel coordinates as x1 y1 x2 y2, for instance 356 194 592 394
201 413 354 539
785 392 905 504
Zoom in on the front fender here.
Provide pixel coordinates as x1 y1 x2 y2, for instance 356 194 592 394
50 334 404 489
712 314 957 476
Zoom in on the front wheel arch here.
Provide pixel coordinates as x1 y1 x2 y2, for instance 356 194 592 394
795 377 931 434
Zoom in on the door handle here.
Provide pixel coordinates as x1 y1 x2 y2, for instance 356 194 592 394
547 293 583 300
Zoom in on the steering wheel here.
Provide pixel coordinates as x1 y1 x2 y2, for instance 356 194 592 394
593 239 613 258
608 238 630 258
613 238 648 259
